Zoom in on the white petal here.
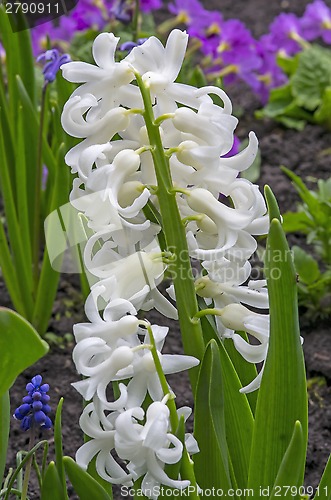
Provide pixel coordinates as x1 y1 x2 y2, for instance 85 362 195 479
161 354 200 374
232 334 267 364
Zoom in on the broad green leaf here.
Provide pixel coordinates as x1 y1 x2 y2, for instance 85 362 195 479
0 308 48 396
0 391 10 486
41 462 63 500
269 421 305 500
258 84 293 118
292 45 331 111
318 178 331 202
314 87 331 130
277 115 307 130
276 53 299 76
198 300 255 483
292 246 321 284
314 454 331 499
63 456 112 500
248 219 307 491
282 211 312 234
54 398 68 500
194 340 232 497
218 339 254 490
224 336 258 415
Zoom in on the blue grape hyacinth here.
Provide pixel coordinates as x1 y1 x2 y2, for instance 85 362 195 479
14 375 52 431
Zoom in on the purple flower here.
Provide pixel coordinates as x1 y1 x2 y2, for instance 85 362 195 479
111 0 133 23
120 38 148 53
268 13 304 56
188 10 224 42
37 48 71 84
301 0 331 43
14 375 52 431
140 0 162 13
168 0 206 26
248 35 288 103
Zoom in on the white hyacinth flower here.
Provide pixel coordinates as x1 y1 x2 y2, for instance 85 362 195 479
76 402 132 485
115 402 190 498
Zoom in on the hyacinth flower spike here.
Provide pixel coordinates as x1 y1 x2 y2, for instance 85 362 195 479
13 375 52 500
14 375 52 431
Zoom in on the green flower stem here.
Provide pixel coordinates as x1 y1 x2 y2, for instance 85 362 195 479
21 427 35 500
132 0 141 42
145 323 200 498
135 73 205 392
145 324 178 430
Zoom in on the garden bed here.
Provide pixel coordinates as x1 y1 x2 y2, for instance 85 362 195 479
3 0 331 497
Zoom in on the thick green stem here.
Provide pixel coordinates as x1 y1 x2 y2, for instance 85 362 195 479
135 73 205 392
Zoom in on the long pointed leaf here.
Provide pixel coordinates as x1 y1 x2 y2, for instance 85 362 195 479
314 454 331 500
194 340 232 497
248 218 307 491
63 456 112 500
41 462 63 500
54 398 68 500
269 421 305 500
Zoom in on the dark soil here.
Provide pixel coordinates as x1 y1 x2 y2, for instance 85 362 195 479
3 0 331 498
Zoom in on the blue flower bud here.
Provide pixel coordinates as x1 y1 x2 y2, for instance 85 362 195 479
37 49 71 84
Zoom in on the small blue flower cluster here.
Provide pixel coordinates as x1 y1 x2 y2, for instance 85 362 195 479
14 375 52 431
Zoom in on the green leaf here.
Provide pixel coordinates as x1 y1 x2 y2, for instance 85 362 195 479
63 456 112 500
282 211 312 234
281 167 323 220
292 245 321 285
218 339 254 490
41 462 63 500
318 178 331 202
0 308 48 396
269 421 305 500
314 453 331 499
198 300 255 485
264 185 281 222
276 53 299 76
189 66 208 88
248 219 307 491
0 391 10 486
314 86 331 130
54 398 68 500
258 84 293 118
194 340 232 497
224 336 258 415
291 45 331 111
